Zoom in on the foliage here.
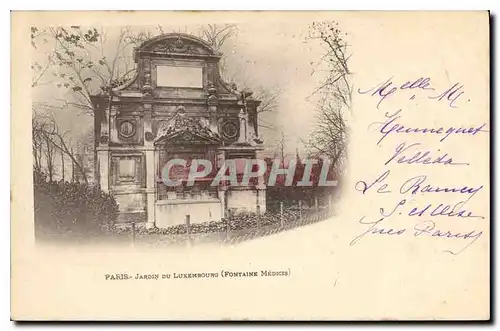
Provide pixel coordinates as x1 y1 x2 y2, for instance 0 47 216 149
34 170 119 238
31 26 136 115
31 26 137 188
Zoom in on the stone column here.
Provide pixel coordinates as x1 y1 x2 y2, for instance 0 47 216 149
100 107 110 142
207 84 219 134
145 149 155 229
208 104 218 133
216 150 227 218
238 109 248 144
97 104 110 192
109 106 118 143
97 149 109 193
143 102 156 229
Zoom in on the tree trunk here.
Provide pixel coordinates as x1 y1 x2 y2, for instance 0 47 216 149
93 144 99 187
71 148 75 182
50 134 89 184
61 151 65 182
46 138 54 182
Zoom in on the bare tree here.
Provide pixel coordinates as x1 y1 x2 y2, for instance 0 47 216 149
307 21 352 108
61 149 65 182
32 110 45 173
32 109 56 180
32 110 89 183
272 131 288 164
254 86 282 132
306 21 352 175
124 25 166 47
50 130 89 185
198 24 238 82
306 97 348 172
40 125 57 182
199 24 237 50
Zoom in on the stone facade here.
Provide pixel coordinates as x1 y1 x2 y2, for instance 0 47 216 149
91 33 265 228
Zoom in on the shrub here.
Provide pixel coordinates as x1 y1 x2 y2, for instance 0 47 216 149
34 170 119 237
110 207 314 237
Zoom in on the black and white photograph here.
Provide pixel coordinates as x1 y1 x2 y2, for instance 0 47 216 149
30 22 347 247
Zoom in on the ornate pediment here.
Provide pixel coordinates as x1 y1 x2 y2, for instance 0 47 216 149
138 34 219 58
147 37 210 55
154 111 221 145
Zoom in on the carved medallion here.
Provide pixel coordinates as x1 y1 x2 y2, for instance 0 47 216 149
119 120 136 138
220 120 239 140
145 131 155 142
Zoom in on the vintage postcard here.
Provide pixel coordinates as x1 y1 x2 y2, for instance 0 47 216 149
11 11 490 320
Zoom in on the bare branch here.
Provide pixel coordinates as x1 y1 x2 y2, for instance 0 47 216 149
305 22 352 177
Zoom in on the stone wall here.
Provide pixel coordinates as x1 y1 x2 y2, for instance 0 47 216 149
155 199 222 228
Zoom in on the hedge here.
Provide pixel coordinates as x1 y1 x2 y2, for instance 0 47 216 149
33 170 119 238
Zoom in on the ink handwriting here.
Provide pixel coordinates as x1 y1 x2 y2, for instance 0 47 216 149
369 109 488 145
353 73 485 256
384 142 469 166
358 76 466 109
358 77 434 108
350 217 483 255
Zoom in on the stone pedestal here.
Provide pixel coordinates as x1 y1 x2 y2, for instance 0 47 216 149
155 199 222 228
226 189 258 213
218 186 227 218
